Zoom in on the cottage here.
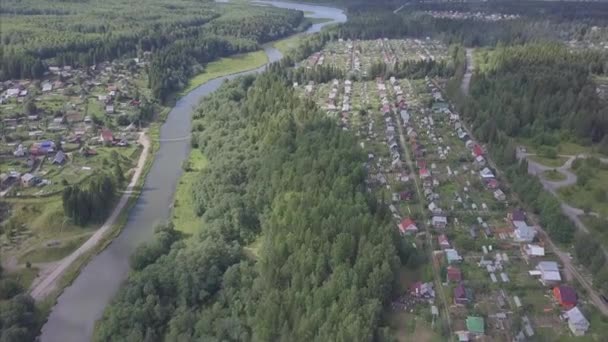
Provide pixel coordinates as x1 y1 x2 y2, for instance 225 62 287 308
466 316 484 336
438 234 450 249
105 105 115 114
445 248 462 263
419 168 430 179
474 155 485 167
510 209 526 222
485 178 499 189
535 261 561 286
524 244 545 257
52 151 67 165
42 82 53 92
454 284 470 305
513 221 537 242
447 266 462 282
432 215 448 229
472 144 484 157
565 307 590 336
100 128 114 144
410 281 435 299
13 144 26 157
493 189 506 201
398 218 418 235
479 167 495 179
553 286 577 309
20 173 37 187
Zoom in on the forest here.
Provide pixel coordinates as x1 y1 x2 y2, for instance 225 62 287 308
94 71 410 341
463 43 607 146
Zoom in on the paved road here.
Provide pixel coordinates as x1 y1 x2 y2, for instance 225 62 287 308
30 132 150 300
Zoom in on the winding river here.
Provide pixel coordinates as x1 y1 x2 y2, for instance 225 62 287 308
39 2 345 342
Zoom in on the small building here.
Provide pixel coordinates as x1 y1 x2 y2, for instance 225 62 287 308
42 82 53 92
447 266 462 282
52 151 67 165
524 244 545 257
432 215 448 229
438 234 450 249
445 248 463 264
410 281 435 299
493 189 506 201
565 307 590 336
454 284 470 305
553 285 577 309
479 167 495 179
20 173 37 187
535 261 561 286
398 218 418 235
100 128 114 144
466 316 485 336
105 105 115 114
514 221 537 242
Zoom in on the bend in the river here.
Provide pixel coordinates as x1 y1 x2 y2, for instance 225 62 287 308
38 2 345 342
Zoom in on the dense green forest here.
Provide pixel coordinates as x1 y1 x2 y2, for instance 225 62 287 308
1 0 308 101
94 71 411 340
464 43 607 146
0 263 39 342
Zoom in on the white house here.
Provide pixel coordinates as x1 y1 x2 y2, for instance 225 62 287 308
535 261 561 286
524 244 545 257
565 307 590 336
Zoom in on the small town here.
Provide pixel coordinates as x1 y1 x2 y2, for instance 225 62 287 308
0 55 159 273
294 38 605 341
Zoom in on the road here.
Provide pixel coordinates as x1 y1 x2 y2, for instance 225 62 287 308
393 87 453 340
30 132 150 300
460 48 474 95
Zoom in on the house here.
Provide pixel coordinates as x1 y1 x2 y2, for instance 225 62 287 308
479 167 495 179
52 151 67 165
524 244 545 257
474 155 485 167
513 221 537 242
553 286 577 309
445 248 463 263
535 261 561 286
466 316 485 335
20 173 37 187
438 234 450 249
485 178 499 189
565 307 590 336
105 105 114 114
42 82 53 92
432 215 448 229
410 281 435 299
398 218 418 235
493 189 506 201
419 168 430 179
100 129 114 144
472 144 484 157
454 284 470 305
13 144 26 157
510 209 526 222
447 266 462 282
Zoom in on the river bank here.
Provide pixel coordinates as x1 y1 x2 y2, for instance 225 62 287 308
38 2 345 341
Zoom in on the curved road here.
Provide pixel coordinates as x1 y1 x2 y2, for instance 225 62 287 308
38 3 345 342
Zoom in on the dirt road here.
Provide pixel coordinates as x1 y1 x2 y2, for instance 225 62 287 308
30 132 150 300
460 48 474 95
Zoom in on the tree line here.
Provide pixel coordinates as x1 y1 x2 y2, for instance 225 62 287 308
94 70 405 341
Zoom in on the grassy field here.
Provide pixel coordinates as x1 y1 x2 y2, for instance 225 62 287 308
272 34 304 56
529 155 569 168
542 169 567 181
5 267 39 289
171 149 208 234
558 167 608 216
179 50 268 96
18 234 92 264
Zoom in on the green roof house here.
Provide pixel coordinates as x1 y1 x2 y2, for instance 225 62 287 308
466 316 485 335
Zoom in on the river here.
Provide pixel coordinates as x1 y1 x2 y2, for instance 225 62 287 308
38 2 345 342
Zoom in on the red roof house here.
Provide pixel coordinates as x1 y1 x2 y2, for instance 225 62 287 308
398 218 418 235
472 144 484 157
485 178 499 189
419 168 430 179
553 285 577 309
438 234 451 249
100 129 114 144
447 266 462 282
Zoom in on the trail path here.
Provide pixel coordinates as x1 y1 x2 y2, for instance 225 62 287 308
30 132 150 300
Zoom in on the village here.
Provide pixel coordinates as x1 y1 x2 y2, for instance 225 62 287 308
0 55 158 270
294 38 603 341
